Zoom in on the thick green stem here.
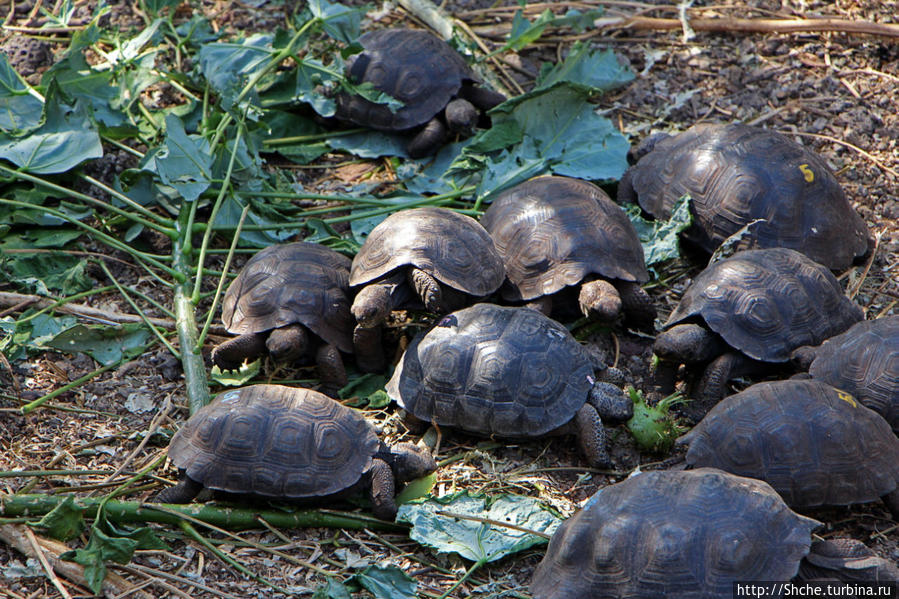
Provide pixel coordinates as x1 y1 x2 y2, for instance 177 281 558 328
173 205 209 414
0 494 403 531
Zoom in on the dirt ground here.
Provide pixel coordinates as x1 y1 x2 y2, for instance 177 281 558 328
0 1 897 597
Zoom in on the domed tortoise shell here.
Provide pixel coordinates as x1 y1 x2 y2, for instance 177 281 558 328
221 242 354 353
619 123 869 270
531 468 820 599
665 248 863 362
349 206 505 296
481 176 648 302
386 303 595 437
166 384 380 498
678 379 899 509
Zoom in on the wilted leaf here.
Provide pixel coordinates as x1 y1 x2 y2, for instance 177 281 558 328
28 495 86 541
504 9 555 51
0 253 94 295
350 565 418 599
625 193 692 266
62 526 139 593
198 34 274 110
308 0 369 44
536 42 634 94
396 491 562 563
210 359 261 386
2 559 43 580
312 578 353 599
42 323 151 365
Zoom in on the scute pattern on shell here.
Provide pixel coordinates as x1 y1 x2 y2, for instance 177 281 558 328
221 242 354 353
679 380 899 508
481 176 648 301
337 29 474 131
808 316 899 433
624 123 869 270
166 385 380 498
349 207 505 296
666 248 863 362
386 304 593 437
531 468 819 599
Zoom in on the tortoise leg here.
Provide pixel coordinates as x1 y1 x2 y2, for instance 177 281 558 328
799 538 899 582
573 403 611 469
690 351 761 420
587 381 633 423
212 332 267 370
614 281 657 329
651 360 680 396
315 343 347 397
368 457 398 520
401 410 429 435
883 488 899 521
407 118 447 158
266 324 309 363
444 98 478 137
616 167 637 205
353 324 386 373
154 475 204 504
407 267 443 313
652 323 728 395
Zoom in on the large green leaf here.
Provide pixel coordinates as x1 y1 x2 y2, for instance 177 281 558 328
536 41 634 93
142 114 213 202
349 565 417 599
0 85 103 174
199 34 275 111
396 492 561 563
43 323 152 365
307 0 369 44
0 252 94 295
0 55 43 132
28 495 86 542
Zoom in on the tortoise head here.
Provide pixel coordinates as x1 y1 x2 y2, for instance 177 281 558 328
388 442 437 484
352 284 393 328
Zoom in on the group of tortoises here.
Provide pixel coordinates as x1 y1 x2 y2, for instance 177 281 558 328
157 27 898 597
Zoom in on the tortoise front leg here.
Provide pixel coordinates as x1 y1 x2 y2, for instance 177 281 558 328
353 324 386 373
407 268 443 313
315 343 347 397
407 118 447 158
154 474 204 504
573 403 611 469
368 458 397 520
614 281 657 329
266 324 309 364
212 332 267 371
689 351 762 421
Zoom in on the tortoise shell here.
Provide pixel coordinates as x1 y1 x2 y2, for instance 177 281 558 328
531 468 820 599
166 385 381 498
665 248 863 362
481 176 649 302
349 206 505 296
386 303 594 437
221 242 354 353
678 380 899 508
807 315 899 433
619 123 869 270
337 28 475 132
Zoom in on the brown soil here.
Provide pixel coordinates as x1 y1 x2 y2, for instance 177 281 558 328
1 1 896 598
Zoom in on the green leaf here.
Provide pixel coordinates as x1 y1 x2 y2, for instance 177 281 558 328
536 42 634 94
293 57 339 117
339 373 388 407
199 34 275 111
394 472 437 506
312 578 353 599
143 114 213 202
305 219 361 255
396 491 562 563
308 0 369 44
504 9 555 51
61 526 139 594
552 8 605 33
0 84 103 174
0 55 43 132
0 253 94 295
350 565 418 599
210 359 261 386
327 130 410 158
625 193 692 266
28 496 86 542
42 323 151 365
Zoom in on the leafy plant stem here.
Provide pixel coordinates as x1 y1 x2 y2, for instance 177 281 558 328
262 127 367 146
438 558 486 599
100 137 145 160
0 470 112 479
172 203 209 414
196 203 248 351
78 174 170 228
20 363 118 415
0 199 181 280
191 124 244 303
97 261 179 358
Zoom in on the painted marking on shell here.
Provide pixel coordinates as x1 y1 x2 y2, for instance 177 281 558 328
836 390 857 408
799 163 815 182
